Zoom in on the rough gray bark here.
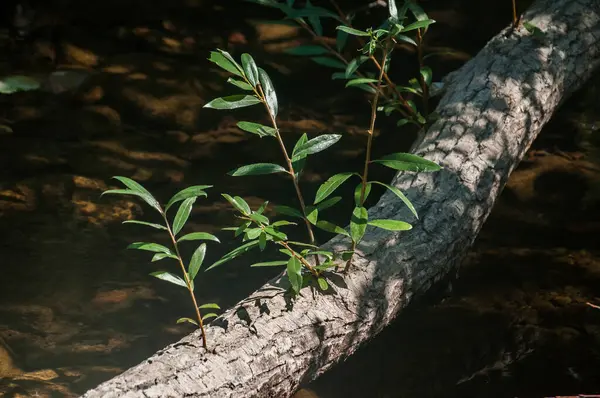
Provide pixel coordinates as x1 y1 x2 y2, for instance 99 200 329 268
82 0 600 397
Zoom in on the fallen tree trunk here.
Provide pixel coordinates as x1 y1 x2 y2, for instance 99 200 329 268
83 0 600 397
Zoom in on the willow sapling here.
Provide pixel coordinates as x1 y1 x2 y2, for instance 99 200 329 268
102 177 220 349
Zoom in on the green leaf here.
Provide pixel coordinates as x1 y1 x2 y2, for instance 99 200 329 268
173 197 196 235
251 260 288 267
371 181 418 219
354 182 372 205
292 134 342 161
336 26 370 37
371 153 441 172
332 72 358 80
287 4 341 20
311 57 346 69
208 50 244 77
341 250 354 261
206 240 259 270
345 78 378 87
258 67 278 118
264 227 287 241
286 256 303 294
407 1 428 21
198 303 221 310
401 19 436 32
151 252 179 262
395 34 417 47
257 201 269 215
259 232 267 251
150 271 187 288
176 317 198 326
314 172 355 204
222 194 251 215
345 56 368 78
420 66 432 87
107 176 161 213
317 277 329 291
227 77 253 91
336 30 348 52
236 121 277 137
188 243 206 280
287 241 319 249
285 45 329 56
241 53 260 87
291 133 308 176
165 185 211 213
316 220 349 237
306 250 333 260
128 242 173 254
250 212 269 225
274 205 304 219
350 206 368 243
368 219 412 231
204 95 261 110
272 220 296 227
234 221 251 237
202 313 219 321
315 261 337 271
122 220 167 230
306 206 319 225
388 0 399 21
315 196 342 211
245 227 262 240
178 232 220 243
309 15 323 36
353 84 377 94
228 163 287 176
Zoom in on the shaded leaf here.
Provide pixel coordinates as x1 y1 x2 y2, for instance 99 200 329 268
316 220 349 237
371 152 441 172
241 53 259 87
204 95 261 110
202 313 218 321
222 194 251 215
291 133 308 176
336 26 370 37
420 66 432 87
315 196 342 211
371 181 418 218
346 78 378 87
336 29 348 52
350 206 368 243
401 19 436 32
206 240 259 270
150 271 187 288
274 205 304 219
311 57 346 69
285 45 329 56
228 163 287 176
354 182 372 205
178 232 220 243
259 232 267 251
258 67 278 118
368 219 412 231
314 172 354 204
286 256 303 294
173 197 196 235
236 121 276 137
122 220 167 230
208 50 244 77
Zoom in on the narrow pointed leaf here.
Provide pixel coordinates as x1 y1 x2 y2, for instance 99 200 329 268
345 78 378 87
251 260 288 267
317 277 329 291
354 182 372 205
311 57 346 69
259 232 267 251
241 53 259 87
151 252 179 262
122 220 167 230
395 34 418 47
258 68 278 118
104 177 161 213
208 50 244 77
206 240 260 270
286 256 303 294
202 313 219 321
249 212 269 225
314 172 354 204
287 241 319 249
176 317 198 326
420 66 432 87
336 29 348 52
188 243 206 280
272 220 295 227
388 0 399 21
222 194 251 215
236 121 276 137
368 219 412 231
178 232 220 243
336 26 370 37
371 181 418 218
228 163 287 176
306 206 319 225
204 95 261 110
150 271 187 288
198 303 221 310
128 242 173 254
315 196 342 211
227 77 253 91
401 19 436 33
371 153 441 172
165 185 211 213
316 220 349 237
173 197 196 235
350 206 368 243
274 205 304 219
292 134 342 160
291 133 308 176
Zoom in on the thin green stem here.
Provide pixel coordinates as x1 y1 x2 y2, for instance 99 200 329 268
344 40 389 273
256 84 316 247
162 213 207 349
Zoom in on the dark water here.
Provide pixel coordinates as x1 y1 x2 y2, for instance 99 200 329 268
0 0 599 397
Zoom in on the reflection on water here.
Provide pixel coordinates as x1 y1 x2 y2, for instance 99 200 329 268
0 0 599 397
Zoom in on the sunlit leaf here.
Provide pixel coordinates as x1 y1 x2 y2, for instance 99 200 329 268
354 182 372 205
272 220 296 227
287 241 319 249
206 240 259 270
314 172 355 204
311 57 346 69
316 220 349 237
317 277 329 291
198 303 221 309
401 19 436 32
341 250 354 261
420 66 432 87
256 201 269 215
315 261 337 271
250 212 269 225
228 163 287 176
371 152 441 172
336 26 370 37
368 219 412 231
122 220 167 230
202 313 218 321
150 271 187 288
305 206 319 225
177 232 220 243
292 134 342 161
204 95 261 110
208 50 244 77
251 260 288 267
165 185 211 213
188 243 206 280
105 176 162 213
222 194 251 215
176 317 198 326
258 67 278 118
245 227 262 240
350 206 368 243
286 256 303 294
264 227 287 241
291 133 308 177
151 252 179 262
128 242 173 254
241 53 260 87
173 197 196 235
345 78 378 87
371 181 418 218
236 121 277 137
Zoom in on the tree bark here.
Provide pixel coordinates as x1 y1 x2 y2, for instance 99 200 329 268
82 0 600 397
